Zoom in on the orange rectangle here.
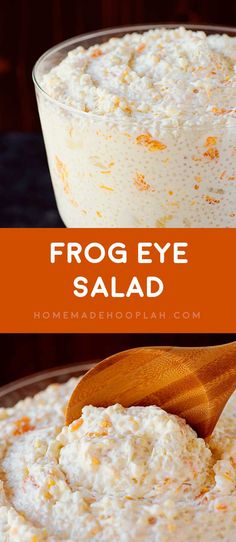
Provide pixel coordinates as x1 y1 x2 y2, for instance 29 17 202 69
0 228 235 333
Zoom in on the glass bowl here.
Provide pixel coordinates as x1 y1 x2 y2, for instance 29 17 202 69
0 362 97 408
33 24 236 228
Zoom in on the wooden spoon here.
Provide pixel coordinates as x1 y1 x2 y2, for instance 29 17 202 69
66 342 236 438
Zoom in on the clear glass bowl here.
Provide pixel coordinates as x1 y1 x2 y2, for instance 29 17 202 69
0 362 96 408
33 24 236 228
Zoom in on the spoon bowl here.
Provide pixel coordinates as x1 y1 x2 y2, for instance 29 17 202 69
66 342 236 437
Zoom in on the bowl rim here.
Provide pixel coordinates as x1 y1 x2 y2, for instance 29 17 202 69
0 361 97 400
32 22 236 120
1 341 235 399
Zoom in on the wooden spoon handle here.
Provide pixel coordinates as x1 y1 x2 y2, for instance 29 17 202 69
66 343 236 437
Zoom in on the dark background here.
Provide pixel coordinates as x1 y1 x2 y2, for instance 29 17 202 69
0 0 236 226
1 0 236 132
0 333 235 387
0 6 235 389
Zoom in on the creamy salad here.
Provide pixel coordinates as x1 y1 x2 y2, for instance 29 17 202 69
35 27 236 227
0 378 236 541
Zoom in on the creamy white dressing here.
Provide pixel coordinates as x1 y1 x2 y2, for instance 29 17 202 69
0 379 236 541
42 27 236 129
35 28 236 228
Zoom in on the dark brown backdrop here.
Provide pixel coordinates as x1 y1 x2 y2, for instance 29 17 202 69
0 3 236 381
1 0 236 132
0 334 235 386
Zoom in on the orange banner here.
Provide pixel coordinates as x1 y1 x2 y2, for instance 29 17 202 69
0 229 235 333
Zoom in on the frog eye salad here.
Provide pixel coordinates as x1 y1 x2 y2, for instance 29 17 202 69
33 25 236 228
0 378 236 541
